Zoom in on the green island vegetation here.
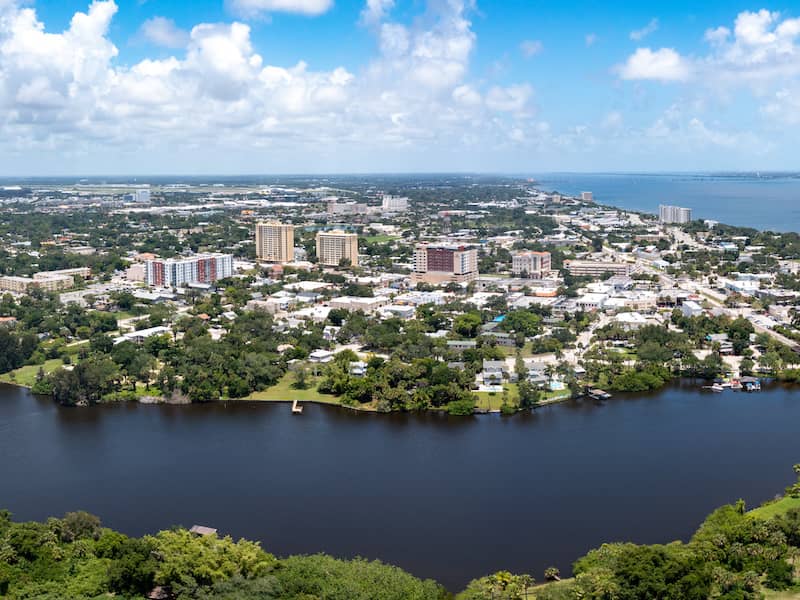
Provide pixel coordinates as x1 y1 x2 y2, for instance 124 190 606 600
2 465 800 599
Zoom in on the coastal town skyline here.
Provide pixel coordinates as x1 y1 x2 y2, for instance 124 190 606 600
3 2 800 598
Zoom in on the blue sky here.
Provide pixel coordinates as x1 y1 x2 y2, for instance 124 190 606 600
1 0 800 174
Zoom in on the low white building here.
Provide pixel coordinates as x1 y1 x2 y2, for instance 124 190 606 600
114 326 171 345
328 296 388 313
576 293 607 311
309 349 334 363
681 300 704 318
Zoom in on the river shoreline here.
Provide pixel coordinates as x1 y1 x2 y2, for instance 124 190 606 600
0 375 576 414
2 379 799 590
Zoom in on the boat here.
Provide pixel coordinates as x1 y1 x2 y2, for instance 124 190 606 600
740 376 761 392
703 383 724 392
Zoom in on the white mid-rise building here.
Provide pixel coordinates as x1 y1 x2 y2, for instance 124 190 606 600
125 188 151 202
659 204 692 224
145 253 233 287
511 251 552 279
381 195 409 212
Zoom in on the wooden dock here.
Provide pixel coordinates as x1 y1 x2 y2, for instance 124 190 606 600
189 525 217 536
587 388 612 400
291 400 303 414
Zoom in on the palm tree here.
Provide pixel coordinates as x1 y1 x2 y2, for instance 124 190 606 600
544 566 561 581
519 574 535 599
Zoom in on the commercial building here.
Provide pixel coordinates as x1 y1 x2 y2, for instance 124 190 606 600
255 222 295 263
0 274 74 293
125 189 151 203
0 267 90 294
659 204 692 224
581 191 594 202
328 296 388 313
411 243 479 284
381 195 409 212
144 253 233 287
511 251 551 279
563 260 632 277
35 267 91 280
316 230 359 267
327 200 367 216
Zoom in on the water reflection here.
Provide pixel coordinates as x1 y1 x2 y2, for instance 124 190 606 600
0 381 798 591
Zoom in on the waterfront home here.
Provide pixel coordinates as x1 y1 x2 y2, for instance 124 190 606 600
480 360 506 385
349 361 368 377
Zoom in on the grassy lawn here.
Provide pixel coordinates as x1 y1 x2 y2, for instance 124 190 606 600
246 372 342 404
364 234 398 244
496 342 539 358
113 311 140 321
0 359 66 387
476 383 571 411
749 496 800 520
476 383 518 411
763 591 800 599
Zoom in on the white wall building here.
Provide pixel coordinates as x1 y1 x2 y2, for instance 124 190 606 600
511 251 551 279
144 253 233 287
381 195 409 212
659 204 692 224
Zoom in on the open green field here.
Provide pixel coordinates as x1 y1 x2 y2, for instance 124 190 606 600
496 342 540 358
763 590 800 599
246 372 341 404
0 359 66 387
364 234 398 244
750 495 800 520
475 383 570 411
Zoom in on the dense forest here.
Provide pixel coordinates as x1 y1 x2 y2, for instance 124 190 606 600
2 466 799 599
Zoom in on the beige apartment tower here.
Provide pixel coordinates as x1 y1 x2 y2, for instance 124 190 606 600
255 222 295 263
316 230 359 267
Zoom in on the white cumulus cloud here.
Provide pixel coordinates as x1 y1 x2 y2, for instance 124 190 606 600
140 16 189 48
630 18 659 41
227 0 333 18
618 47 690 81
485 84 533 113
360 0 394 26
0 0 540 169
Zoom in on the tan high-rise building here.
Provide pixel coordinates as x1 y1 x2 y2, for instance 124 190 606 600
316 230 359 267
255 222 295 263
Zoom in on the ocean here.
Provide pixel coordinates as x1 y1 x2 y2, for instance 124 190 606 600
532 173 800 233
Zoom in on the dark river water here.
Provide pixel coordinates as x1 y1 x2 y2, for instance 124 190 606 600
1 380 798 590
